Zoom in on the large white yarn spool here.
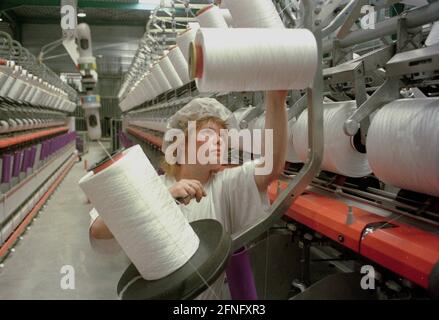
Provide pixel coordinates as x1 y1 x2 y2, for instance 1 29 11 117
191 28 317 92
223 0 284 28
196 5 229 28
79 145 200 280
366 98 439 197
168 46 191 84
176 27 198 62
159 55 184 89
151 64 172 94
292 101 372 177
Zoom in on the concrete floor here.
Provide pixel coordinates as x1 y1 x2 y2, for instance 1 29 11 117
0 141 130 299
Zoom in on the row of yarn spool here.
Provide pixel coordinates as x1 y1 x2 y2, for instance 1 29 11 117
0 117 65 134
1 132 77 245
128 118 168 133
120 0 318 111
0 59 76 112
234 98 439 198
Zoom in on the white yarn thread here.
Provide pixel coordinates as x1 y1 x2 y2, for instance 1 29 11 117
168 46 191 84
292 101 372 177
220 9 234 27
176 28 198 62
159 55 184 89
366 98 439 197
193 28 317 92
79 145 200 280
223 0 284 28
426 21 439 46
151 64 172 94
196 5 229 28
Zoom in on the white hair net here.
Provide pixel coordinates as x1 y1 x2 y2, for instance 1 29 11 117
162 97 237 152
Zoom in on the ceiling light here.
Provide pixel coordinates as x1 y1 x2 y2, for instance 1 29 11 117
77 12 87 18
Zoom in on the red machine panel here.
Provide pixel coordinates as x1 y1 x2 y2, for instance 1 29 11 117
268 180 439 291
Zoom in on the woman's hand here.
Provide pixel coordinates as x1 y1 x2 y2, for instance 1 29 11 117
90 217 114 239
169 179 206 205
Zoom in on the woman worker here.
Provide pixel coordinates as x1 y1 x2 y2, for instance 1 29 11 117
88 90 288 299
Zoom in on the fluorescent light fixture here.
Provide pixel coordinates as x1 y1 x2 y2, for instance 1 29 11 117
77 12 87 18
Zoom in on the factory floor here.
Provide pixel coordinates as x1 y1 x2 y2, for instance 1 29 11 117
0 141 130 299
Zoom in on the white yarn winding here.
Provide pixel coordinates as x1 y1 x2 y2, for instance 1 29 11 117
292 101 372 177
193 28 317 92
196 5 229 28
159 55 184 89
151 63 172 94
246 112 300 162
176 28 198 62
366 98 439 197
426 21 439 46
147 72 162 97
79 145 200 280
223 0 284 28
140 76 157 101
168 46 191 84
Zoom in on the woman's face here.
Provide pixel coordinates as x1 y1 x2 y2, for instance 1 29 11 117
188 120 227 172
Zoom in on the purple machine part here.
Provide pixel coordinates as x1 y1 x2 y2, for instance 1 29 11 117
12 151 22 177
1 154 12 183
225 247 258 300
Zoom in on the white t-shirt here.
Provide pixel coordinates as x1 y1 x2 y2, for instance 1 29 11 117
88 160 270 299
